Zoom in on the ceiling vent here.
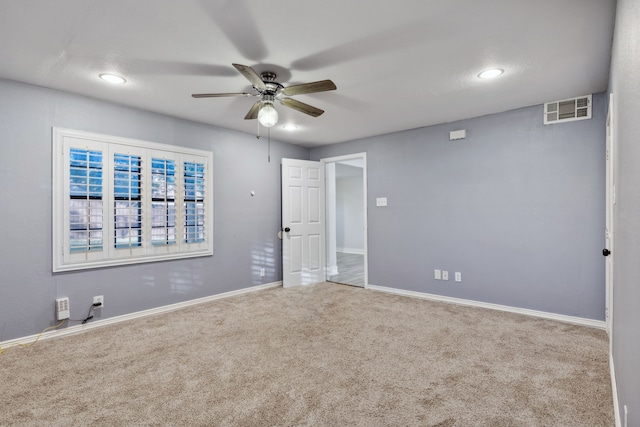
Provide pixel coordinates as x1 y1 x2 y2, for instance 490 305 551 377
544 95 592 125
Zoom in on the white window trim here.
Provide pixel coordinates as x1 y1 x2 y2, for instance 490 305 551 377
52 127 214 272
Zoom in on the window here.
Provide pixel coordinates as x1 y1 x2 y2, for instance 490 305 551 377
69 148 103 253
151 158 176 247
114 153 141 249
183 161 205 244
53 128 213 272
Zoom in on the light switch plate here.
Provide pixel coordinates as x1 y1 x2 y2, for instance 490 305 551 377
376 197 388 207
434 269 441 280
442 271 449 281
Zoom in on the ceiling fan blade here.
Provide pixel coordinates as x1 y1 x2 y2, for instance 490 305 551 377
244 101 262 120
192 92 254 98
282 80 336 96
232 63 266 90
280 98 325 117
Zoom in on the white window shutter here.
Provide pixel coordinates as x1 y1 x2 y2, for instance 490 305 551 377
53 128 213 272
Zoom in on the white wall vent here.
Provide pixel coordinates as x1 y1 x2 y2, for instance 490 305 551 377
56 297 70 320
544 94 592 125
449 129 467 140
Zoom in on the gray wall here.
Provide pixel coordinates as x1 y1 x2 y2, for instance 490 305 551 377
0 78 308 341
336 173 364 253
312 94 606 320
608 0 640 422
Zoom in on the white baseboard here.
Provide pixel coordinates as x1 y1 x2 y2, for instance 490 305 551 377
1 281 282 349
611 353 622 427
337 247 364 255
367 284 606 330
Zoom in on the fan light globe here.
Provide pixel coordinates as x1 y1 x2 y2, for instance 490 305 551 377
258 102 278 128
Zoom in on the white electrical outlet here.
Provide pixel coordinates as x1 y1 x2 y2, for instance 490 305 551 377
442 271 449 281
455 272 462 282
93 295 104 309
56 297 70 320
260 268 265 277
434 269 441 280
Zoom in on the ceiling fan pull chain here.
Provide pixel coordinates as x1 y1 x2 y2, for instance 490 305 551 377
268 127 271 163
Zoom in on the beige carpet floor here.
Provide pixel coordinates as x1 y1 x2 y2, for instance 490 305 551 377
0 283 613 426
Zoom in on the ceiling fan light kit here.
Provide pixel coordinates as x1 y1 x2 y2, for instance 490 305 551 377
258 100 278 128
192 63 337 130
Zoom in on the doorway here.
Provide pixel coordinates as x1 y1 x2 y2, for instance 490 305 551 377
323 153 367 287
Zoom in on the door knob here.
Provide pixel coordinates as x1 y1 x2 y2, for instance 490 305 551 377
283 227 291 232
602 248 611 256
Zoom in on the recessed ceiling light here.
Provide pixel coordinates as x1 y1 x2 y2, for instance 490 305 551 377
282 125 298 131
99 73 126 84
478 68 504 79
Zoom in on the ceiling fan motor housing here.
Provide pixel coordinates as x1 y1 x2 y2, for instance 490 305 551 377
256 73 283 98
260 71 277 82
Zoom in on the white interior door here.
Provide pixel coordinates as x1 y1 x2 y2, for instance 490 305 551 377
605 95 615 336
282 159 326 287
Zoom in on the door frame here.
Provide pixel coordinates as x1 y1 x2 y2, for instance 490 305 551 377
321 153 368 288
605 94 615 339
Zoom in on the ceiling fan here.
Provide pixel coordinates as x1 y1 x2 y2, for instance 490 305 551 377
192 63 337 128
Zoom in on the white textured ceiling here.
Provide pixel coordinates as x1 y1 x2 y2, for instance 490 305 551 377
0 0 616 147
